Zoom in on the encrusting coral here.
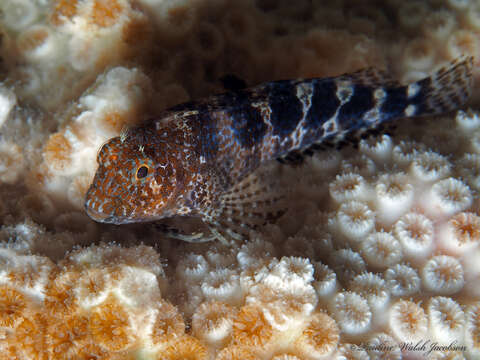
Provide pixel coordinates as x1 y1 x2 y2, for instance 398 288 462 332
1 0 480 359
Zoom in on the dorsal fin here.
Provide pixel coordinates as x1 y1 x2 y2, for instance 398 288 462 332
336 66 398 87
219 74 248 91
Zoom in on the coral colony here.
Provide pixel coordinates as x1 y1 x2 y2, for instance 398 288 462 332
0 0 480 359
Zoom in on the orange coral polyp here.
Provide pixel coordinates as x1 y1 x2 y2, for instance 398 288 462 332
12 313 48 359
44 271 80 317
232 305 274 348
151 301 186 343
89 296 135 352
215 345 258 360
69 343 108 360
44 133 73 169
46 314 89 356
157 335 208 360
91 0 124 28
0 286 27 327
101 110 127 134
50 0 79 25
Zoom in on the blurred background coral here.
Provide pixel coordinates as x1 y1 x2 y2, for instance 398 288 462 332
0 0 479 359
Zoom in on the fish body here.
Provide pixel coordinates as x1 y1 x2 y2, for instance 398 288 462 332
85 58 473 239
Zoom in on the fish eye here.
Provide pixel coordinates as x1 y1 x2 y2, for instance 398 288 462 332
136 165 149 179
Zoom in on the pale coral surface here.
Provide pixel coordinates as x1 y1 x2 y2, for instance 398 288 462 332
1 0 480 359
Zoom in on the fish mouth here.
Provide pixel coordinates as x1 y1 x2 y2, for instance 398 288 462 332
84 187 133 224
85 202 145 225
85 207 131 225
84 192 168 225
84 199 125 225
85 203 115 223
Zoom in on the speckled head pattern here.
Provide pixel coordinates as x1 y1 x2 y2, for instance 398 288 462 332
85 123 194 224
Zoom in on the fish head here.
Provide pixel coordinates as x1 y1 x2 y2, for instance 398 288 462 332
85 129 184 224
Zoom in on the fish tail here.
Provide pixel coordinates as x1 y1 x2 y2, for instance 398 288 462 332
409 56 473 116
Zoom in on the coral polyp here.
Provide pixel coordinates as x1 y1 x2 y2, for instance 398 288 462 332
294 312 339 358
0 286 27 328
389 299 428 343
231 305 274 348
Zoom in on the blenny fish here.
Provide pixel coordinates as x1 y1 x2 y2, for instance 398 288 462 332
85 57 473 243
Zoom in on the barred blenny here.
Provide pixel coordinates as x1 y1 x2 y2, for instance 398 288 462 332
85 57 473 243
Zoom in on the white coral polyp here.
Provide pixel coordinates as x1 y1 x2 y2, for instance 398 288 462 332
428 297 465 344
339 155 376 177
270 256 314 285
294 312 339 359
458 153 480 192
192 301 235 346
360 231 403 269
1 0 38 31
349 273 390 312
81 67 151 133
236 238 275 270
389 299 428 342
329 173 368 204
366 333 402 360
456 109 480 133
394 212 434 260
438 212 480 255
201 269 242 304
0 248 53 301
384 264 421 297
464 302 480 358
329 249 366 284
282 235 315 258
359 134 393 163
392 140 424 166
427 178 473 217
176 253 209 281
374 172 414 224
115 266 162 308
422 255 465 295
312 262 337 298
330 292 372 335
0 223 33 251
336 343 370 360
205 250 235 269
410 151 451 182
336 201 375 242
265 284 317 331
